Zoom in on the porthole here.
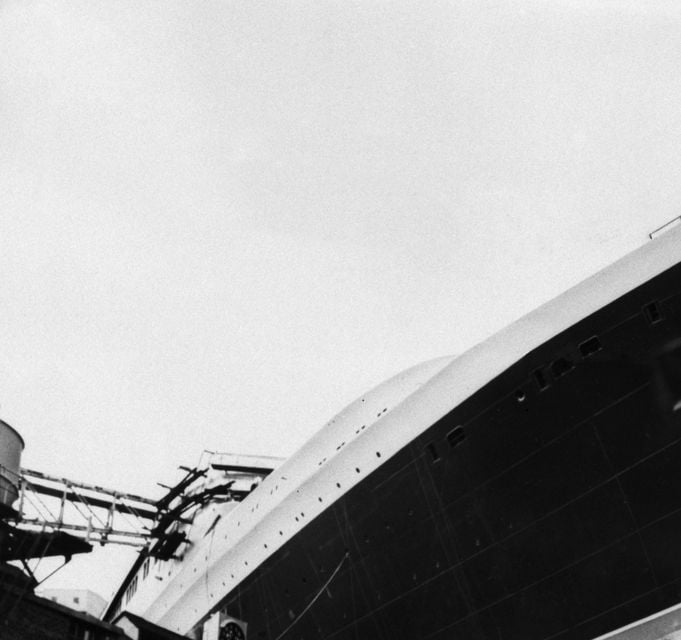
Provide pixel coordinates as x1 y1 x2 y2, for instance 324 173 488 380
552 357 574 378
447 426 466 448
426 442 440 462
579 335 602 357
533 367 549 391
644 300 663 325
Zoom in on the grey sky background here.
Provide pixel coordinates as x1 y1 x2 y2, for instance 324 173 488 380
2 0 681 599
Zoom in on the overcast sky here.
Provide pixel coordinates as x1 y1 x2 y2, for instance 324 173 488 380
2 0 681 599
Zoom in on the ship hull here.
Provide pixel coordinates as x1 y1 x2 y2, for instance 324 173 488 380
194 259 681 640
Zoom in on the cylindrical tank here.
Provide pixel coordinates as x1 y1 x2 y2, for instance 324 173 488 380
0 420 24 509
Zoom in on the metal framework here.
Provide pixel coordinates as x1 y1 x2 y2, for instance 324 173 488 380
0 451 283 564
16 467 157 548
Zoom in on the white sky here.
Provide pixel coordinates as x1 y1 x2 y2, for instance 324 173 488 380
2 0 681 600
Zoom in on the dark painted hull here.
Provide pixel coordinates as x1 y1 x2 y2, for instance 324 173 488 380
199 262 681 640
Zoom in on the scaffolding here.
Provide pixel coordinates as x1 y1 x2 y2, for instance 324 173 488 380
16 467 157 549
1 453 282 563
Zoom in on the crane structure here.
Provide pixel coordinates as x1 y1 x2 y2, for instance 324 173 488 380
0 453 276 565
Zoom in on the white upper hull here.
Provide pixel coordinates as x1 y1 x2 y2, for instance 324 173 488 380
120 224 681 635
